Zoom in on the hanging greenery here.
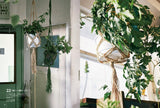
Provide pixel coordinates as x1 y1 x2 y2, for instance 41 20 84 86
44 36 72 93
44 0 72 93
91 0 160 100
22 12 48 35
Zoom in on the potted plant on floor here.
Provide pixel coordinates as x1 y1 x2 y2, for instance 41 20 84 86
91 0 160 101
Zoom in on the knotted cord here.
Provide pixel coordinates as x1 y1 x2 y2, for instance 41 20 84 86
46 0 52 93
96 31 130 101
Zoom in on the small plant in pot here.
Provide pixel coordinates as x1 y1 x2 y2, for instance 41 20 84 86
22 12 48 48
44 36 72 93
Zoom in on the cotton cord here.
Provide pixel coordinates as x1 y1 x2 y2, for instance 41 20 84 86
29 0 37 23
45 0 52 93
29 0 39 74
27 33 41 48
34 73 36 108
31 48 37 74
110 62 120 101
96 31 130 102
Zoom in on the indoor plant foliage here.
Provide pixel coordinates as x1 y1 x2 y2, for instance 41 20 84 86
44 36 72 93
92 0 160 100
43 0 72 93
22 12 48 35
22 12 48 48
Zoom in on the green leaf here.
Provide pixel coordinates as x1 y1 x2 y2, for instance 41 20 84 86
60 36 65 41
104 92 111 100
91 25 95 33
156 88 160 99
100 84 108 90
11 15 20 27
85 61 89 73
157 80 160 86
130 0 134 8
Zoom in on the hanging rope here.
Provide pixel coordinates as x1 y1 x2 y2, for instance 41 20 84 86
110 62 119 101
28 0 38 107
28 0 41 75
48 0 52 36
34 73 37 108
46 0 52 93
31 48 37 74
29 0 37 23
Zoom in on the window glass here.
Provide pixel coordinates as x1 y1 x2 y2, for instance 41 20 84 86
0 33 15 83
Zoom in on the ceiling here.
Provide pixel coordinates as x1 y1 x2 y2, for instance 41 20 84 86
80 0 160 26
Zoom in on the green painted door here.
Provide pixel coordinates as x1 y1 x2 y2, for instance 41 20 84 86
0 25 24 108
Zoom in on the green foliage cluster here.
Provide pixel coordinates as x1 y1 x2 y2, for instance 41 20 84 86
85 61 89 73
100 84 111 100
22 12 48 35
44 36 72 66
80 102 89 107
80 16 85 29
97 99 120 108
131 105 139 108
106 100 120 108
91 0 160 100
44 36 72 93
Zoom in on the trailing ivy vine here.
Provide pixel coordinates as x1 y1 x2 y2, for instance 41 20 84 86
91 0 160 100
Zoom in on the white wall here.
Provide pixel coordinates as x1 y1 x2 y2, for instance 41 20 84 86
27 0 70 26
0 0 80 108
26 0 80 108
0 0 26 24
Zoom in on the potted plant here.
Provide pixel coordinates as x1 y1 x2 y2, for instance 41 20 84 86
22 12 48 48
44 36 72 93
91 0 160 101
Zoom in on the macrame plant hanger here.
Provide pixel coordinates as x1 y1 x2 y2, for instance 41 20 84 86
29 0 41 74
46 0 52 93
96 31 130 102
28 0 39 108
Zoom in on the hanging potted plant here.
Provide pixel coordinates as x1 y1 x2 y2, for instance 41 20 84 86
43 0 72 93
91 0 160 101
44 36 72 93
22 11 48 48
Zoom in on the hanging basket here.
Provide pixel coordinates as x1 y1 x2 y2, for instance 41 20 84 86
26 33 41 48
96 32 130 64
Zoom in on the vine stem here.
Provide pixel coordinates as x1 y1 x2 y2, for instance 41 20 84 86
48 0 52 36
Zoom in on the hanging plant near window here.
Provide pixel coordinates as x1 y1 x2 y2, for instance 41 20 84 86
44 0 72 93
91 0 160 101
